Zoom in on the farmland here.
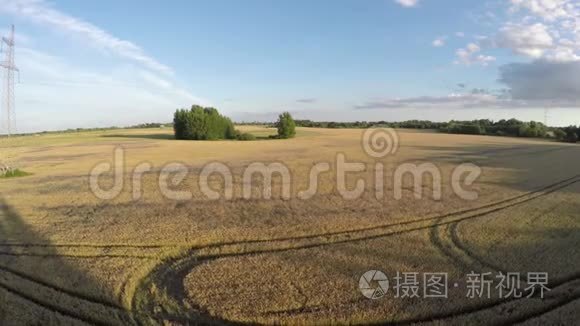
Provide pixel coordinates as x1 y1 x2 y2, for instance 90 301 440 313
0 126 579 325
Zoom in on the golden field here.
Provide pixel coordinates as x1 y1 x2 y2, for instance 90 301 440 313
0 126 579 325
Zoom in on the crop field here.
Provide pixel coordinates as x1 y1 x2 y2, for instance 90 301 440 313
0 126 579 325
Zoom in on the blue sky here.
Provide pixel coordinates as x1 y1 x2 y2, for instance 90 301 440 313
0 0 579 132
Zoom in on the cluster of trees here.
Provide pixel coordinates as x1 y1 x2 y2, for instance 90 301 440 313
174 106 237 140
441 119 549 138
556 126 580 143
173 106 297 140
441 119 580 143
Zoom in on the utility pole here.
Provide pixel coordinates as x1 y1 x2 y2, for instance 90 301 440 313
0 25 18 136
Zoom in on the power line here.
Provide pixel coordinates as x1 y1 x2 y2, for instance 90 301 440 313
0 25 18 136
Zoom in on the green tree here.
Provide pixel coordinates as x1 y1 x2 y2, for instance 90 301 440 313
173 105 236 140
276 112 296 139
553 129 566 140
565 130 579 143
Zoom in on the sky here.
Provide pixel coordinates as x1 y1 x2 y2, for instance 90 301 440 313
0 0 579 133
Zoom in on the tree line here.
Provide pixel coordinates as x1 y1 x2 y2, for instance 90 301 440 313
15 110 577 145
293 118 579 143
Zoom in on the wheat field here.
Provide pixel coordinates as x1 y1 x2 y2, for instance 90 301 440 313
0 126 579 325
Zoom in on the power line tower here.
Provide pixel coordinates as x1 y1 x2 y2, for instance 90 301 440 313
0 25 18 136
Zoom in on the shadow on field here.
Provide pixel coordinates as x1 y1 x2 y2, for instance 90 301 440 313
404 141 580 195
102 133 175 140
102 133 284 141
0 196 137 325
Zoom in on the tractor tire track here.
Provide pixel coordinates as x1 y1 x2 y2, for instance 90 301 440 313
0 258 159 325
0 252 156 259
186 174 580 254
0 270 143 326
132 175 580 325
0 243 169 249
510 294 580 326
192 175 580 259
428 185 580 325
0 263 125 310
429 223 475 271
0 280 108 326
388 272 580 325
4 175 578 325
448 221 517 276
441 211 580 325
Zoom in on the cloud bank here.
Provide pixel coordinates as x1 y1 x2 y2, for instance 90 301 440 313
499 60 580 103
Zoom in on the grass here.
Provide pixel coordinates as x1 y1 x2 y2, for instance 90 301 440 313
0 168 31 178
0 126 578 324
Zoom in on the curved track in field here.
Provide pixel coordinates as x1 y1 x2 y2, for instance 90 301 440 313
429 181 580 325
2 135 577 325
131 175 580 325
0 256 145 325
2 174 578 325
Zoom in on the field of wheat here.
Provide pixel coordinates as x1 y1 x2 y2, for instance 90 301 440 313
0 126 579 325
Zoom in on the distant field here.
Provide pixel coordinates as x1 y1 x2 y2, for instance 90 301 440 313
0 126 579 325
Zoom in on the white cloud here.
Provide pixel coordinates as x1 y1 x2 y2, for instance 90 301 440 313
354 93 511 110
510 0 575 22
499 0 580 62
14 46 207 132
139 70 173 89
497 23 554 58
475 54 497 65
455 42 496 66
0 0 173 75
467 43 481 52
370 1 580 112
395 0 419 8
0 28 31 46
0 0 209 130
432 37 446 47
545 46 580 61
453 0 579 65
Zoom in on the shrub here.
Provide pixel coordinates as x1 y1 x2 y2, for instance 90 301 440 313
0 168 31 178
553 129 566 140
565 131 578 143
276 112 296 139
173 105 236 140
236 132 256 141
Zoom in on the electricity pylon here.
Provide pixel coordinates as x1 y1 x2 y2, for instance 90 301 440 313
0 25 18 136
